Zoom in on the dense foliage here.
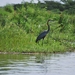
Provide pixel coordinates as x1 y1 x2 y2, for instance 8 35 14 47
0 1 75 53
45 0 75 14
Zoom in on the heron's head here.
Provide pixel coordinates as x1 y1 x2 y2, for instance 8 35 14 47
48 19 54 22
47 19 54 26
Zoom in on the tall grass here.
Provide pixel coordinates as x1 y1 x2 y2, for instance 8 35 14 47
0 3 75 53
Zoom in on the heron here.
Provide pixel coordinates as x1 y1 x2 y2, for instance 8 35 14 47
35 19 53 43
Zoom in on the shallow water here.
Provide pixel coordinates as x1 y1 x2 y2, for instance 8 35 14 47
0 52 75 75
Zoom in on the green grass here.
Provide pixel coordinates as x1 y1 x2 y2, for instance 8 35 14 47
0 24 74 53
0 4 75 53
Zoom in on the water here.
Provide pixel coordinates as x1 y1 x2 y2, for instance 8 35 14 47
0 52 75 75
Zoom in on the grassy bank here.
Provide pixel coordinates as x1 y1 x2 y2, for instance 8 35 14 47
0 4 75 53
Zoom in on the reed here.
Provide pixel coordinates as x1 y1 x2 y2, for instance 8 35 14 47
0 4 75 53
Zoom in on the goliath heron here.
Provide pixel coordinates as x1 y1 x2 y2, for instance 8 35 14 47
36 19 53 43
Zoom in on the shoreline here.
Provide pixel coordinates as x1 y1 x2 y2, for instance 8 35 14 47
0 49 75 55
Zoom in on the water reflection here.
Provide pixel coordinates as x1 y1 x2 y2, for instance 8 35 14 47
0 52 75 75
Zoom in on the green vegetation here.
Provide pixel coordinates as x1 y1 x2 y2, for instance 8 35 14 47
0 1 75 53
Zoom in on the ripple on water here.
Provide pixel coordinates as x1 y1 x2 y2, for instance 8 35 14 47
0 52 75 75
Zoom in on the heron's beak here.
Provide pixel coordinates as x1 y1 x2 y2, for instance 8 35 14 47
48 19 54 22
50 19 54 21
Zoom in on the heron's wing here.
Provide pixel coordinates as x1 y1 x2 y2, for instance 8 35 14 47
36 31 48 41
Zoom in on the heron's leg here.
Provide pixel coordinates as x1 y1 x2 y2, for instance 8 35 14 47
42 39 44 46
37 41 39 45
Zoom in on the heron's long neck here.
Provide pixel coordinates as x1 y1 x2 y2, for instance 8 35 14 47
47 20 50 32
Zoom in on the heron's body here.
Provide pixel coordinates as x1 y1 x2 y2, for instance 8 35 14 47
36 30 48 42
36 19 51 43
